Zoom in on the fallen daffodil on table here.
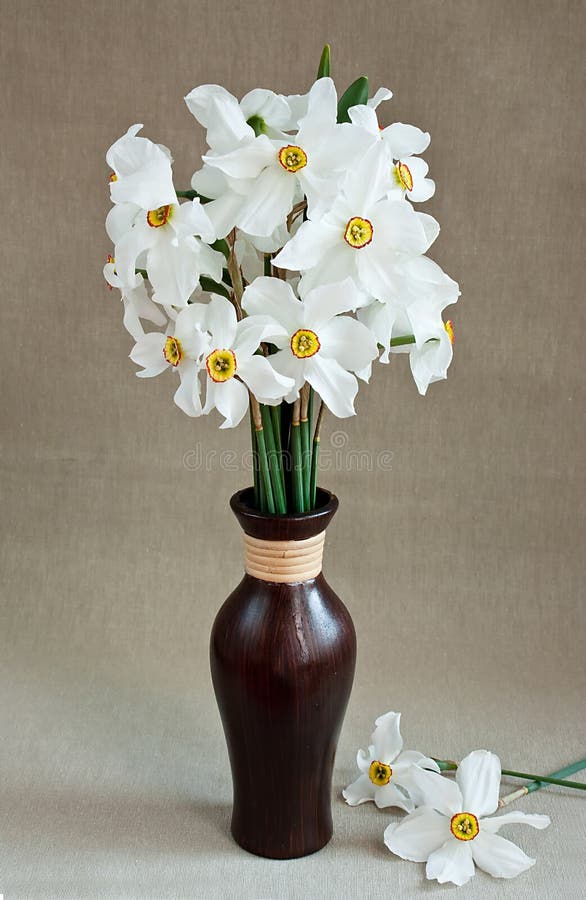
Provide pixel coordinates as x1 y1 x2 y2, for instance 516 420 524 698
342 711 440 811
384 749 551 886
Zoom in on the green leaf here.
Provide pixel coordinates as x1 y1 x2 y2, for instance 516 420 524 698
317 44 331 79
246 114 267 136
337 75 369 123
211 238 230 259
198 276 230 300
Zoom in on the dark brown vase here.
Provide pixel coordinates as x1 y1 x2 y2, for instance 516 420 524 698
209 487 356 859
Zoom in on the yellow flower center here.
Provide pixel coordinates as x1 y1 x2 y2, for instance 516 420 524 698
344 216 373 249
109 172 117 182
147 205 173 228
450 812 479 841
206 348 237 382
369 760 392 786
163 336 183 367
290 329 320 359
444 319 455 345
394 161 413 191
278 144 308 173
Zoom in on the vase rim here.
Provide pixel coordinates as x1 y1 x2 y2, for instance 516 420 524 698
230 487 339 542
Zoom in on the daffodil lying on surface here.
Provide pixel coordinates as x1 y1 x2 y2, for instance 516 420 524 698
104 44 460 513
342 711 440 811
384 750 550 886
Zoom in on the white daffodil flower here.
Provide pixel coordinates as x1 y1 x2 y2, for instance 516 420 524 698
107 196 222 309
342 711 440 811
107 124 176 211
391 315 455 396
349 106 435 203
103 256 166 341
186 295 295 429
273 145 439 300
201 77 369 237
129 308 211 417
357 255 460 363
241 277 378 418
384 750 551 887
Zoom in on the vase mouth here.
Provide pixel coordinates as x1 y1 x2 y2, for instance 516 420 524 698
230 487 339 542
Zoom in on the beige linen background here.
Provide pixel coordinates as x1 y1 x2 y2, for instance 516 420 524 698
1 1 585 897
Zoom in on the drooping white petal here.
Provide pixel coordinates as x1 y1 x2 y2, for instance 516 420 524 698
122 278 167 341
147 237 203 308
393 749 441 776
273 218 339 272
305 356 358 418
115 217 155 286
296 77 338 144
407 766 463 816
235 165 296 237
404 155 435 203
348 103 380 136
416 212 440 251
213 377 250 429
374 782 414 812
237 354 294 403
174 307 211 360
204 294 238 349
343 143 393 212
480 811 551 834
268 349 304 397
371 711 404 763
173 199 216 243
384 806 450 862
240 88 292 134
471 831 536 879
382 122 431 158
234 315 289 359
107 125 176 209
302 279 366 328
185 87 254 153
426 838 475 886
203 135 274 179
197 189 245 240
368 86 393 109
357 301 399 364
241 276 303 335
129 332 167 377
457 750 501 818
105 202 140 243
356 745 375 773
342 773 375 806
318 315 378 374
173 358 203 417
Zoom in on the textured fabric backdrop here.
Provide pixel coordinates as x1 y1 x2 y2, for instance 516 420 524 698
1 0 585 897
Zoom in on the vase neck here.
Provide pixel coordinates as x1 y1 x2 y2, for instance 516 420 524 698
243 531 326 584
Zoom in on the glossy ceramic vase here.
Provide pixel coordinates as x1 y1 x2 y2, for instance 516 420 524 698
210 487 356 859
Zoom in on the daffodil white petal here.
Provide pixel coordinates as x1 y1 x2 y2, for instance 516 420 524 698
348 103 380 135
272 219 338 272
480 811 551 834
382 122 430 158
471 831 536 879
130 332 167 378
147 237 203 308
268 349 304 396
115 217 155 286
121 279 167 341
342 773 375 806
426 838 475 886
368 86 393 109
302 279 365 328
408 766 463 815
204 134 274 179
205 295 238 349
374 782 414 812
457 750 501 818
236 165 296 237
185 87 254 153
241 277 303 336
343 143 392 212
305 356 358 418
356 746 375 773
173 199 216 243
384 806 450 862
213 377 250 428
416 212 441 251
393 749 441 776
240 88 292 133
409 330 453 395
107 124 176 209
371 711 403 763
237 355 293 402
105 202 140 244
318 316 378 374
173 358 202 417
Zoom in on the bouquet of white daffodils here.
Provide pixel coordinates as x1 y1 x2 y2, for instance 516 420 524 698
105 45 459 514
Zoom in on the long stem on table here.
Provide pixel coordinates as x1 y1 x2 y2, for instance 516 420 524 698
498 758 586 807
309 399 325 508
435 759 586 792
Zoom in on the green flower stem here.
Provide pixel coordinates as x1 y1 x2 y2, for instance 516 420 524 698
264 253 272 276
250 397 274 514
199 276 231 300
300 385 311 510
390 334 416 347
270 403 285 495
249 405 260 509
260 404 287 514
175 189 211 202
309 399 325 508
291 400 305 513
434 759 586 791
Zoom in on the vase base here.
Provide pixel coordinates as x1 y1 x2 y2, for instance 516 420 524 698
230 825 332 860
